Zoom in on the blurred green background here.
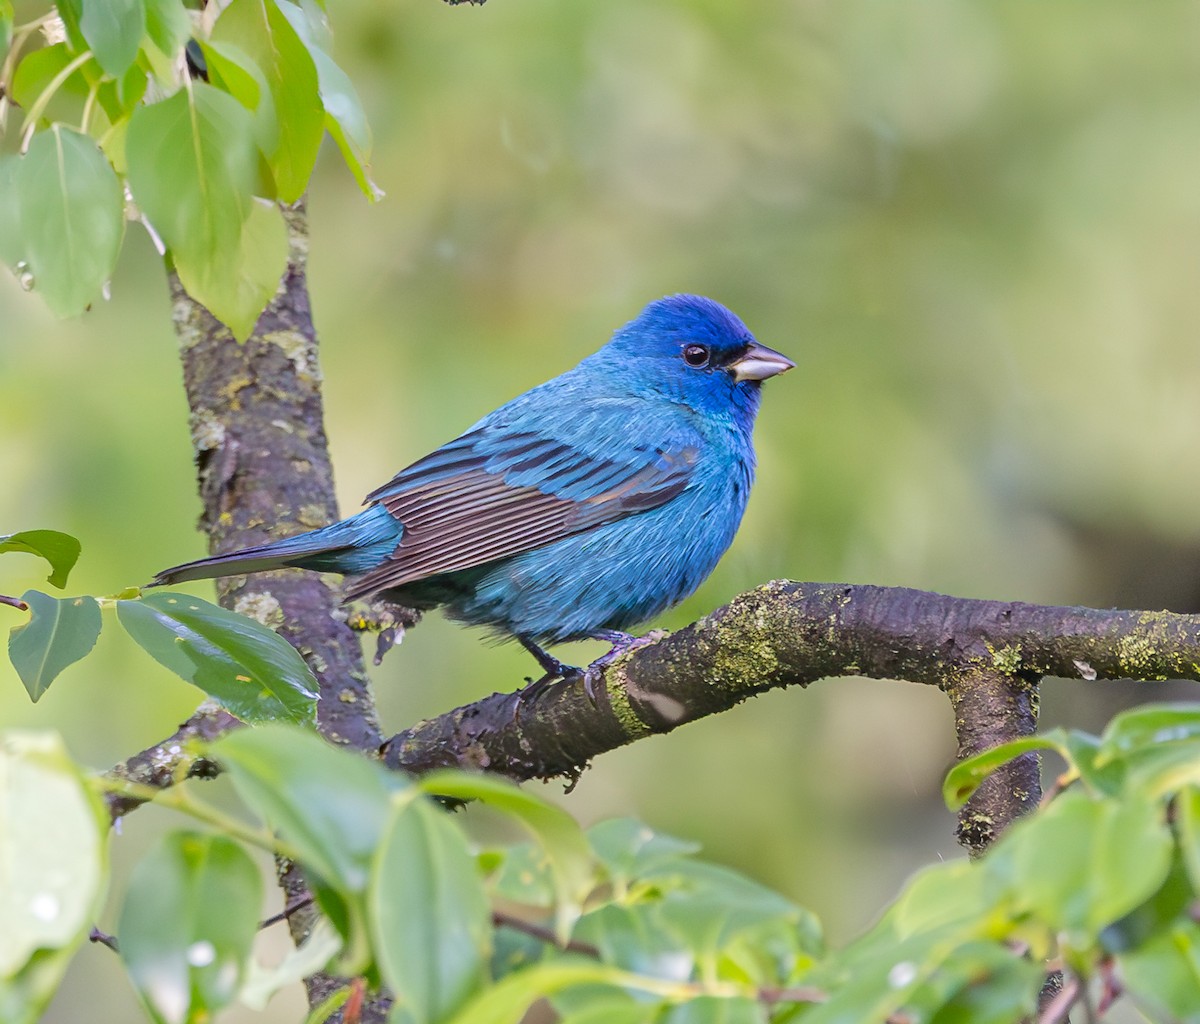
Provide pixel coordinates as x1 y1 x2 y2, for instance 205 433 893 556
4 1 1200 1019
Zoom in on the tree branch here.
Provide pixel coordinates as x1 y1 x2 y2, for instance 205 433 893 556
383 581 1200 812
102 702 239 822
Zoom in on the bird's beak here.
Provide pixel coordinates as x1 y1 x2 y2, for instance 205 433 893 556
728 342 795 382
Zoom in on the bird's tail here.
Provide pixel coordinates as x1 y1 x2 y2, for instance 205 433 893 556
150 506 398 587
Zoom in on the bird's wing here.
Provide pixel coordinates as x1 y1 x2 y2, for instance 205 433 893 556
343 419 699 600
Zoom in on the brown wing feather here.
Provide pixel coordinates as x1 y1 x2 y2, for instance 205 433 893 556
342 448 696 601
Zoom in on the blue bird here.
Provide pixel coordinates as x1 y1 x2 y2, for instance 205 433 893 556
153 295 793 693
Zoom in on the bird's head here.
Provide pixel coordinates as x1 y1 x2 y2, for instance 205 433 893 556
591 294 793 419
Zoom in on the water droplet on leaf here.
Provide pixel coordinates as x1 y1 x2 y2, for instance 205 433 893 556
186 940 216 967
14 260 34 291
29 893 59 921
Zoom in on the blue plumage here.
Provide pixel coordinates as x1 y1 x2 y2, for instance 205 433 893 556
153 295 792 682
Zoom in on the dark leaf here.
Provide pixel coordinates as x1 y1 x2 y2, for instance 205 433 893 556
370 796 492 1024
421 770 594 941
116 592 317 724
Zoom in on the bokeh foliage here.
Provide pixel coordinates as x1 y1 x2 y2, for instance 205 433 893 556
4 1 1200 1021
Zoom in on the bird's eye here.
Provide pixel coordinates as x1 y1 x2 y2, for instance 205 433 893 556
683 344 710 368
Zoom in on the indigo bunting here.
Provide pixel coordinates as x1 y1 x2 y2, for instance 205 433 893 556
154 295 792 690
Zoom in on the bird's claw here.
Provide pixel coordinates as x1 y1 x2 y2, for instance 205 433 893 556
512 667 577 722
515 629 667 712
576 629 666 705
581 666 602 707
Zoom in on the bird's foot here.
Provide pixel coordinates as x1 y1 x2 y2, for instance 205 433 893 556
513 635 583 720
581 629 668 704
517 635 579 681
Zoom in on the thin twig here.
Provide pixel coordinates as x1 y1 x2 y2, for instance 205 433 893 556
260 894 315 930
757 986 827 1005
1039 973 1081 1024
1096 956 1121 1014
491 911 600 957
89 927 119 954
0 593 28 610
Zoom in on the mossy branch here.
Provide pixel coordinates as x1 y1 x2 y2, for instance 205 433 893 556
382 581 1200 844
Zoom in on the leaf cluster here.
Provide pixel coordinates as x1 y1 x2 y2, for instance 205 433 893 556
2 529 318 720
0 0 375 336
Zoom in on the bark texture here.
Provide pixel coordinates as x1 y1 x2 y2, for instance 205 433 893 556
385 580 1200 854
166 200 389 1023
167 202 382 751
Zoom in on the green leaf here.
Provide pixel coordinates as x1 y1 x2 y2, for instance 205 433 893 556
94 60 149 123
573 902 692 979
661 997 766 1024
0 530 82 588
1099 853 1193 954
80 0 145 76
652 861 809 976
126 83 269 338
486 843 557 911
588 819 701 891
0 731 108 1024
199 40 275 153
0 156 19 267
143 0 190 58
116 592 317 725
1119 919 1200 1022
275 0 380 200
212 723 405 971
1178 786 1200 894
1007 789 1173 945
8 125 123 317
1092 704 1200 797
8 590 101 701
371 796 492 1024
558 1002 663 1024
214 724 405 891
890 859 1007 939
551 989 663 1024
10 44 90 120
799 928 968 1024
942 730 1070 809
240 917 342 1011
1099 702 1200 757
0 1 12 69
53 0 88 53
910 943 1041 1024
444 961 657 1024
174 198 288 341
211 0 324 203
421 770 595 941
119 831 262 1024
